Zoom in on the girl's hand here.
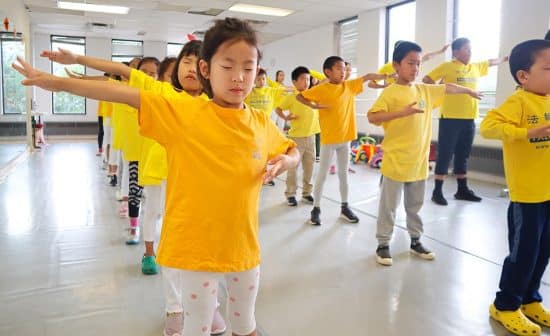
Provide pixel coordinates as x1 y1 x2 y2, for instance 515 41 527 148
286 113 298 121
263 154 295 183
13 56 62 91
40 48 78 65
402 102 424 116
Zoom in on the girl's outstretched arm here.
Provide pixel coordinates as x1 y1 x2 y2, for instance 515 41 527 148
13 56 139 109
41 48 132 79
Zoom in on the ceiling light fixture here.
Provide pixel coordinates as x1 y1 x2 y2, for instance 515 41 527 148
57 1 129 15
228 3 294 17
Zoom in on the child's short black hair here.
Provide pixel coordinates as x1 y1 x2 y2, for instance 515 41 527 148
392 41 422 63
545 30 550 40
257 68 267 77
199 18 261 98
509 39 550 85
137 57 160 71
452 37 470 51
291 66 310 81
172 40 202 90
323 56 344 71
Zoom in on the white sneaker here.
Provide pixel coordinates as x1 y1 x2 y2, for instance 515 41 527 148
115 190 124 201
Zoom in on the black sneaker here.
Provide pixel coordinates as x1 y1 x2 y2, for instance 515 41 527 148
302 195 314 204
315 156 320 163
376 245 393 266
454 189 482 202
431 191 448 206
340 205 359 223
410 240 435 260
310 207 321 226
110 174 117 187
267 180 275 186
287 196 297 207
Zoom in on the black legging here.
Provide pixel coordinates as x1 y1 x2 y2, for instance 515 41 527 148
98 116 104 149
434 118 475 176
128 161 143 218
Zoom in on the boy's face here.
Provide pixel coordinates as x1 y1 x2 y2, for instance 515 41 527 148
177 54 201 93
345 63 352 80
394 51 421 83
325 61 346 84
453 43 472 64
293 73 311 92
255 73 267 88
518 48 550 95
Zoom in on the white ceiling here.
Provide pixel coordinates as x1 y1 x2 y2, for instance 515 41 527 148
23 0 402 44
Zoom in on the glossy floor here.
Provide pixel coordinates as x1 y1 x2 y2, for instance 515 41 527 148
0 142 546 335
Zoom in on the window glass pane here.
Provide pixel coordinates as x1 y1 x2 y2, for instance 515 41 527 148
167 43 183 57
112 39 143 61
51 36 86 114
386 1 416 63
1 37 26 114
455 0 502 112
339 18 358 78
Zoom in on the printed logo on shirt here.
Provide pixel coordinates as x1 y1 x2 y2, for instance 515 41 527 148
527 115 540 125
545 112 550 121
252 151 261 160
417 100 426 110
456 77 477 84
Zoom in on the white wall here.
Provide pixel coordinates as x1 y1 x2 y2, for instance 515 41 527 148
260 24 336 85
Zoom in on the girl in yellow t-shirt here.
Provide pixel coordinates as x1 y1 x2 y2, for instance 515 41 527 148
25 18 300 336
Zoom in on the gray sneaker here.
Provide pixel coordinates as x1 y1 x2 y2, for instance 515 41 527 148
376 245 393 266
410 240 435 260
164 312 183 336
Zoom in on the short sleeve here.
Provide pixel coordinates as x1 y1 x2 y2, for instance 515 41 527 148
300 84 324 102
426 84 446 109
477 61 490 77
139 90 191 146
348 77 364 95
426 62 447 82
368 89 390 126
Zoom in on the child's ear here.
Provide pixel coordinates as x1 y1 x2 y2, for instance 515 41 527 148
198 59 210 79
516 70 529 85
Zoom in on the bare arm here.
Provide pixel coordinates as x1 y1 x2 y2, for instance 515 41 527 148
367 103 423 125
488 56 509 66
296 93 328 109
367 81 389 89
421 44 450 62
263 147 301 183
361 73 389 83
13 56 139 108
41 48 132 78
445 83 483 99
65 68 109 81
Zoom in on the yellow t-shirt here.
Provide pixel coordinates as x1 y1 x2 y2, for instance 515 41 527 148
375 62 396 86
278 93 320 138
245 86 286 117
300 77 364 145
139 92 296 272
426 60 489 119
310 69 326 81
129 68 209 185
110 102 126 150
119 104 144 162
480 89 550 203
368 83 446 182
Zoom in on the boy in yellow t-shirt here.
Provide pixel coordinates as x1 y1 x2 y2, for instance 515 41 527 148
367 41 481 266
297 56 387 226
481 39 550 336
423 37 508 206
275 66 320 206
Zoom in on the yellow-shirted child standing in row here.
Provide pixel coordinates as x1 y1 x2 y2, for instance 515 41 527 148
275 66 320 206
297 56 386 226
16 17 300 336
481 39 550 336
367 41 482 266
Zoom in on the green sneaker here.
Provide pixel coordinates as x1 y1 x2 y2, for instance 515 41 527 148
142 255 159 275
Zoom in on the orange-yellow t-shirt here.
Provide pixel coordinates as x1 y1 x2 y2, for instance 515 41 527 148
139 92 296 272
300 77 364 144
